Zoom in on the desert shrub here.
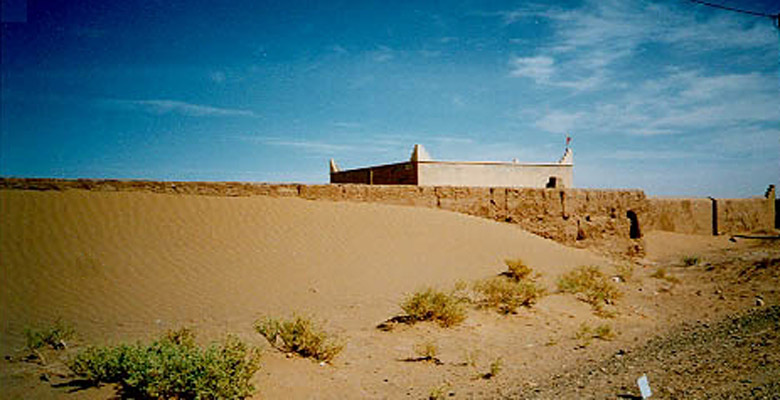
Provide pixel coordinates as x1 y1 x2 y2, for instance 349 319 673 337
472 276 544 314
450 279 473 303
25 319 75 351
650 267 680 284
504 259 533 281
576 323 615 346
593 324 615 340
682 255 700 267
68 328 262 399
557 266 621 309
400 288 467 327
255 315 343 362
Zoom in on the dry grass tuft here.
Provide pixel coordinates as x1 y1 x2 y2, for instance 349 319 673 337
557 266 621 312
650 267 681 284
503 259 533 281
616 263 635 283
480 357 503 379
576 323 616 346
428 383 450 399
400 288 467 327
682 255 700 267
255 315 344 362
414 340 439 360
473 277 544 314
24 319 75 352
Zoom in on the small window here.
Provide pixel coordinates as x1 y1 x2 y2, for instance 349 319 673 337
546 177 558 188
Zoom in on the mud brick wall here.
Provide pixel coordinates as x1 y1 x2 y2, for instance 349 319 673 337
646 196 775 236
1 178 773 254
646 198 714 235
718 198 775 234
330 162 417 185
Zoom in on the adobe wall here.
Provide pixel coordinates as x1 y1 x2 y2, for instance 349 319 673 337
1 178 773 255
645 198 713 235
0 178 644 255
646 196 775 235
330 162 417 185
718 198 775 234
417 162 573 188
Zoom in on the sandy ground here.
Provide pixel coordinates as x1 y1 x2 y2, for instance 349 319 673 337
0 189 777 399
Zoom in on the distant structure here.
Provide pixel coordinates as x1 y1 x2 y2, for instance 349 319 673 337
330 144 573 188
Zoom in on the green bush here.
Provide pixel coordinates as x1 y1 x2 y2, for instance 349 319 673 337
557 266 621 309
255 315 343 362
68 328 261 399
25 319 75 351
472 276 544 314
400 288 467 327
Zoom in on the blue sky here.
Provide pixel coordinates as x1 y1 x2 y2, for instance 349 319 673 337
1 0 778 197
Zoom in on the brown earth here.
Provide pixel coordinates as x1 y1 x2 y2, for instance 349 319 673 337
0 189 778 399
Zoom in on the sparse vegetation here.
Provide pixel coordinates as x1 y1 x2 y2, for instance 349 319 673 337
504 259 533 281
428 383 450 399
682 255 700 267
451 279 473 303
462 349 479 368
414 340 439 360
650 267 681 284
473 276 544 314
24 319 75 351
576 323 616 346
68 328 261 399
557 266 621 313
405 340 443 364
616 263 634 282
480 357 503 379
400 288 467 327
255 315 343 362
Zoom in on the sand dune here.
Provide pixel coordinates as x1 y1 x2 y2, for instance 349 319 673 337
3 189 777 399
0 189 617 398
0 189 604 350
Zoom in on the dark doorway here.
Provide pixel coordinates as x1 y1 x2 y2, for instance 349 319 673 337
626 210 641 239
546 177 558 188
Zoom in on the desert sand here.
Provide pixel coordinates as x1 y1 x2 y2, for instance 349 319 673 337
1 189 777 399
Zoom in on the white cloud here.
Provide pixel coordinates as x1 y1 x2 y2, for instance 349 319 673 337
370 46 394 63
331 121 362 128
209 71 226 83
531 69 779 137
108 99 258 117
331 45 349 55
244 137 354 153
602 149 706 160
509 56 554 82
534 111 584 134
509 55 600 90
503 0 776 91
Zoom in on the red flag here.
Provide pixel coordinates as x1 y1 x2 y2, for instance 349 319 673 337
566 136 571 146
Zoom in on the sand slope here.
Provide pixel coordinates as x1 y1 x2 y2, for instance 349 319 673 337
0 189 608 397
